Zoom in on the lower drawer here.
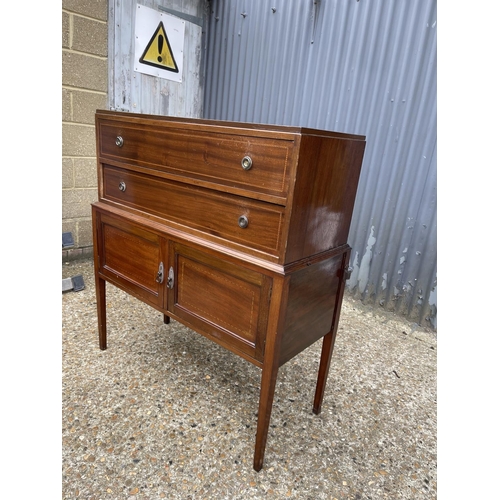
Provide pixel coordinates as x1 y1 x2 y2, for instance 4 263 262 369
102 165 285 256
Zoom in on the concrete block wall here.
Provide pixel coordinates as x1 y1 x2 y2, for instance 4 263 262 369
62 0 108 261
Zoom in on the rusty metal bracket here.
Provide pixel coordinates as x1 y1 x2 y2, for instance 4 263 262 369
344 265 353 282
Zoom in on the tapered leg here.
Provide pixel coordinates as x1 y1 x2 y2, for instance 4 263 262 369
96 276 107 350
254 354 280 471
313 249 351 414
163 314 170 324
92 206 107 350
253 276 289 472
313 329 337 414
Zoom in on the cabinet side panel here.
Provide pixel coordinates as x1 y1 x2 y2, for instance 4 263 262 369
279 254 343 365
285 136 365 263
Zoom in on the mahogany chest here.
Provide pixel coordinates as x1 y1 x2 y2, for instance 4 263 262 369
92 110 366 471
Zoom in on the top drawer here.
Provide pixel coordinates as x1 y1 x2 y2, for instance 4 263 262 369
98 120 294 200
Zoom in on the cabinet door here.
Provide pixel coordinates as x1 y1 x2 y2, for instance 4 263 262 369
95 209 167 310
167 242 272 363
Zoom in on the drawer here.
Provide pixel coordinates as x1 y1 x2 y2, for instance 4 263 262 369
98 120 293 199
102 165 285 256
167 242 272 362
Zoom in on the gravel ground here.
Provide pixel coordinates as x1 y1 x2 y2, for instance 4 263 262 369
62 258 437 499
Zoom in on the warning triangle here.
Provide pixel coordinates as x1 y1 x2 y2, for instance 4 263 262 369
139 21 179 73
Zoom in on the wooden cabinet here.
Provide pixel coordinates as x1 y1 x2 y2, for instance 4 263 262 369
92 110 366 471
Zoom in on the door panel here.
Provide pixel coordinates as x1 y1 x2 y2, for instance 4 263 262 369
96 209 166 309
168 242 271 362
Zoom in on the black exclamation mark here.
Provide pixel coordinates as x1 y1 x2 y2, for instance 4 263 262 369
157 35 164 63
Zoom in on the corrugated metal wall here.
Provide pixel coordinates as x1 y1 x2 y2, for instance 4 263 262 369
108 0 209 117
203 0 437 328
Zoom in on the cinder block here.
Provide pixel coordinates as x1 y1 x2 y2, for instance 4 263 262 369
62 220 77 237
62 0 107 21
62 123 96 157
72 91 107 124
62 0 108 253
62 158 74 189
74 158 98 188
62 88 72 122
62 12 70 48
62 51 107 92
77 219 94 247
73 16 107 56
62 188 98 219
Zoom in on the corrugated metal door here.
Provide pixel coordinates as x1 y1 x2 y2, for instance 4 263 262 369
203 0 437 328
108 0 209 117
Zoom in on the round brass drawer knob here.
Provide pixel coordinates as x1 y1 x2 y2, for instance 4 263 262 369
115 136 124 147
238 215 249 228
118 181 126 192
241 156 252 170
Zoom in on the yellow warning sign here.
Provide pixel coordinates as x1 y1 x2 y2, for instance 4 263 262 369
139 21 179 73
135 5 185 82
